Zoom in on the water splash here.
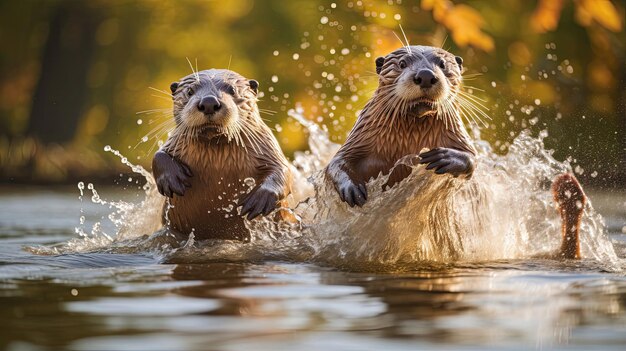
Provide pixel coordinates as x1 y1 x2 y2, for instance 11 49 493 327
26 146 166 256
27 108 621 272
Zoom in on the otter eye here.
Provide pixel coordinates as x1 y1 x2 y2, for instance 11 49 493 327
438 60 446 70
399 60 407 69
187 88 195 97
225 85 236 96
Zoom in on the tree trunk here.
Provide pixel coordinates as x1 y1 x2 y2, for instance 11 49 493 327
27 3 99 143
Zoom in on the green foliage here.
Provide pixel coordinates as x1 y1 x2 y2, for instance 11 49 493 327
0 0 623 185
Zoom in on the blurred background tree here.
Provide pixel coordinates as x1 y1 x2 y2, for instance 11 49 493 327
0 0 623 186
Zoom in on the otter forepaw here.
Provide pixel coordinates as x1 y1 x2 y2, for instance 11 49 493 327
337 180 367 207
238 186 280 220
419 148 474 178
153 152 192 198
156 169 191 198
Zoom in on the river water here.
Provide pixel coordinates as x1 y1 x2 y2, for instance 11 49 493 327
2 108 626 350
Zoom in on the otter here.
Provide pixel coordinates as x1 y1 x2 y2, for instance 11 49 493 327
539 173 586 259
326 45 475 206
152 69 292 241
325 45 587 259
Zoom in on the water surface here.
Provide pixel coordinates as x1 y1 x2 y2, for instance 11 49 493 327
1 186 625 350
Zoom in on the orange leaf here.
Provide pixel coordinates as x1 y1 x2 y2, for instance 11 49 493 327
577 0 623 32
530 0 564 33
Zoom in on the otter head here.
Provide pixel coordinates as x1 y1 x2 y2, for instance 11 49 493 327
169 69 259 139
375 45 464 119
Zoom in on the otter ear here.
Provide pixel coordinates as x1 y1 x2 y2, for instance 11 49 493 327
249 79 259 94
170 82 179 94
455 56 463 68
375 56 385 74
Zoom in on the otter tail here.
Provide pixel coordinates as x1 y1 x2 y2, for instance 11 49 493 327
552 173 586 259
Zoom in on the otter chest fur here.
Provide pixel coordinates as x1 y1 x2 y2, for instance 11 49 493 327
152 69 292 241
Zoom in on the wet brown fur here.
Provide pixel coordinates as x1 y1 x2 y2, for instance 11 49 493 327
159 69 292 241
552 173 585 259
327 46 476 189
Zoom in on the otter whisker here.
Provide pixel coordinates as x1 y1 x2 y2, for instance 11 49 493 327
136 108 171 115
456 91 491 111
461 85 486 93
146 120 177 152
186 57 200 82
142 118 176 139
134 125 173 149
240 123 264 155
436 100 448 130
392 31 410 55
232 120 247 149
147 114 174 124
440 33 449 49
458 104 483 128
458 90 488 104
151 94 174 102
398 24 412 54
461 73 483 81
443 99 459 130
258 108 277 116
148 87 173 98
456 98 490 128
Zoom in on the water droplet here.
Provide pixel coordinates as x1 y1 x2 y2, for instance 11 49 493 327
271 75 278 83
320 16 329 24
136 119 143 125
243 177 256 188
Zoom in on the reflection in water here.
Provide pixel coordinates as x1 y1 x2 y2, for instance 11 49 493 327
2 216 626 351
2 263 622 349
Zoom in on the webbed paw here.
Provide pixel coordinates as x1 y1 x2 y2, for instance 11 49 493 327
238 186 281 220
418 148 474 177
337 179 368 207
153 153 192 197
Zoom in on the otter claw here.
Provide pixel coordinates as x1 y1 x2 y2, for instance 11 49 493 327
152 151 192 198
240 186 280 220
339 181 367 207
156 173 189 198
419 148 473 177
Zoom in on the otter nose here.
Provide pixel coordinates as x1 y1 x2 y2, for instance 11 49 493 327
413 69 438 89
197 96 221 115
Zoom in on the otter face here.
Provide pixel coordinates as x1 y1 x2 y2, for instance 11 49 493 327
169 69 259 138
376 45 464 118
